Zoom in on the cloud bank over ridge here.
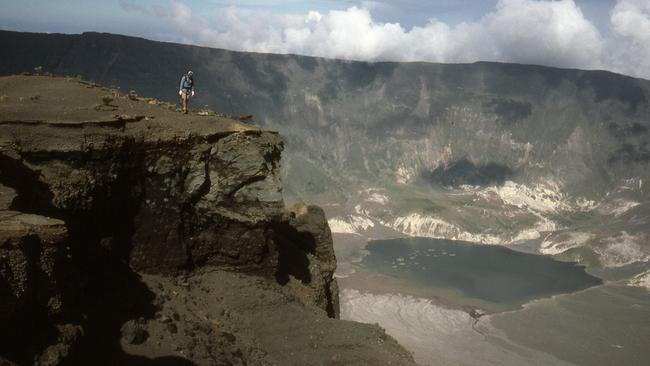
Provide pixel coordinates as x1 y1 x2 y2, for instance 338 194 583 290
163 0 650 79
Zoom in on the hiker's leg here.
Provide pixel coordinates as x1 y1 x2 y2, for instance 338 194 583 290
181 93 188 112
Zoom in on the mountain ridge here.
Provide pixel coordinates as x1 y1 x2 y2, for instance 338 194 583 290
6 30 650 82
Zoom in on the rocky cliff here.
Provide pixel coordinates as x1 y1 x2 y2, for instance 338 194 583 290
0 75 416 365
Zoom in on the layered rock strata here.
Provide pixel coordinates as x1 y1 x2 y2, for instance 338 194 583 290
0 75 416 365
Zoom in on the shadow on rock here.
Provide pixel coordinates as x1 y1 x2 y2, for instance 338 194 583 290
273 219 316 285
65 258 158 365
118 356 197 366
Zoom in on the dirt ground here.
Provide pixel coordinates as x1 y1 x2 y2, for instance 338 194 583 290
119 270 418 366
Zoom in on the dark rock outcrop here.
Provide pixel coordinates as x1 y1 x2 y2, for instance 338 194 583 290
0 75 416 365
274 204 340 318
0 205 83 366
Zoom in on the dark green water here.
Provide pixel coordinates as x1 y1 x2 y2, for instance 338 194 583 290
362 237 602 306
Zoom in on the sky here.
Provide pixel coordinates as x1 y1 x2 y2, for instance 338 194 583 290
1 0 649 80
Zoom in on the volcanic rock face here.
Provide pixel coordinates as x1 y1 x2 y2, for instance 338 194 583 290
0 75 416 365
274 204 340 318
0 197 81 366
128 129 284 274
0 211 66 321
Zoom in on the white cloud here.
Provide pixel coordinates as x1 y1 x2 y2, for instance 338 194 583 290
478 0 603 67
168 0 650 79
306 10 323 23
607 0 650 78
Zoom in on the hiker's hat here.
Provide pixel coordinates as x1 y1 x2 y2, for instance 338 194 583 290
188 70 194 76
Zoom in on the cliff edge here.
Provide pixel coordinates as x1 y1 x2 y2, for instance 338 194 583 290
0 75 417 366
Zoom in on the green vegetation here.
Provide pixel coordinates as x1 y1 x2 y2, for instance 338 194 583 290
160 102 177 111
283 155 347 203
197 107 217 116
484 98 532 124
549 210 594 229
556 246 601 268
385 183 444 215
101 94 114 106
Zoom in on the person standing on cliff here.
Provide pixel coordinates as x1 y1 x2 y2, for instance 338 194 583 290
179 71 195 114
